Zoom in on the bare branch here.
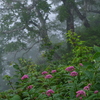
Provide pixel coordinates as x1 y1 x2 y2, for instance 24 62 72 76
87 10 100 14
22 40 41 57
14 48 23 61
44 14 49 21
28 21 40 29
1 26 25 34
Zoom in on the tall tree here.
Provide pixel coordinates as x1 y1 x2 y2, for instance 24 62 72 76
0 0 63 71
51 0 98 30
0 0 52 51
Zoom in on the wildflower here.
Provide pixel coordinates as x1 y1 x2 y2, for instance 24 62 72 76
70 71 78 76
79 63 83 66
79 97 82 100
51 70 57 73
45 74 53 79
46 89 54 96
46 93 51 96
21 75 29 80
83 86 90 90
42 71 48 75
76 90 86 98
46 89 54 94
94 90 99 94
65 66 75 72
27 85 33 89
88 84 92 87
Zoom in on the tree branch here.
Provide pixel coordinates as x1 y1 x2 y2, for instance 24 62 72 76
28 21 40 29
87 10 100 14
73 3 90 28
22 40 41 57
1 26 25 34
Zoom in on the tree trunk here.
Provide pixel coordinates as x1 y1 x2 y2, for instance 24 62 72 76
61 0 74 32
73 1 90 28
36 7 52 49
66 9 74 32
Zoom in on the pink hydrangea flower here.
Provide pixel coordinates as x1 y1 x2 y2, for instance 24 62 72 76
83 86 90 90
42 71 48 75
46 89 54 96
21 75 29 80
94 90 99 94
51 70 57 73
45 74 53 79
70 71 78 76
27 85 33 89
79 63 83 66
76 90 86 98
65 66 75 72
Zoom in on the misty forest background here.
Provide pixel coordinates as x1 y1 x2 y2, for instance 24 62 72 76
0 0 100 91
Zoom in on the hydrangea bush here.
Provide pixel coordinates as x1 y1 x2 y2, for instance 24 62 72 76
1 59 100 100
1 32 100 100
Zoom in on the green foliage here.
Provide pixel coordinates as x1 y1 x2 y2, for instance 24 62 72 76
93 45 100 52
12 58 37 77
41 31 93 66
10 95 21 100
37 0 51 13
42 43 62 61
57 5 69 22
66 30 93 65
76 15 100 47
3 75 12 81
1 44 100 99
0 0 100 98
5 42 26 52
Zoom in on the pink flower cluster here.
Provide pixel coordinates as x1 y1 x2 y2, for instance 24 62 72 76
51 70 57 73
94 90 99 94
88 84 92 87
76 84 92 99
83 84 92 90
79 63 83 66
65 66 78 77
83 86 90 90
21 75 29 80
42 71 48 75
65 66 75 72
42 70 57 79
70 71 78 76
46 89 54 96
45 74 53 79
27 85 33 89
76 90 86 98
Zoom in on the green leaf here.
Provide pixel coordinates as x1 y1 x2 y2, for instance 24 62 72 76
22 91 29 97
29 88 35 94
93 52 100 61
87 94 97 100
84 71 93 79
94 45 100 52
10 95 21 100
13 64 19 70
94 83 100 91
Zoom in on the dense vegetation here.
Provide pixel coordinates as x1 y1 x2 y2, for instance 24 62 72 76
0 0 100 99
0 31 100 100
